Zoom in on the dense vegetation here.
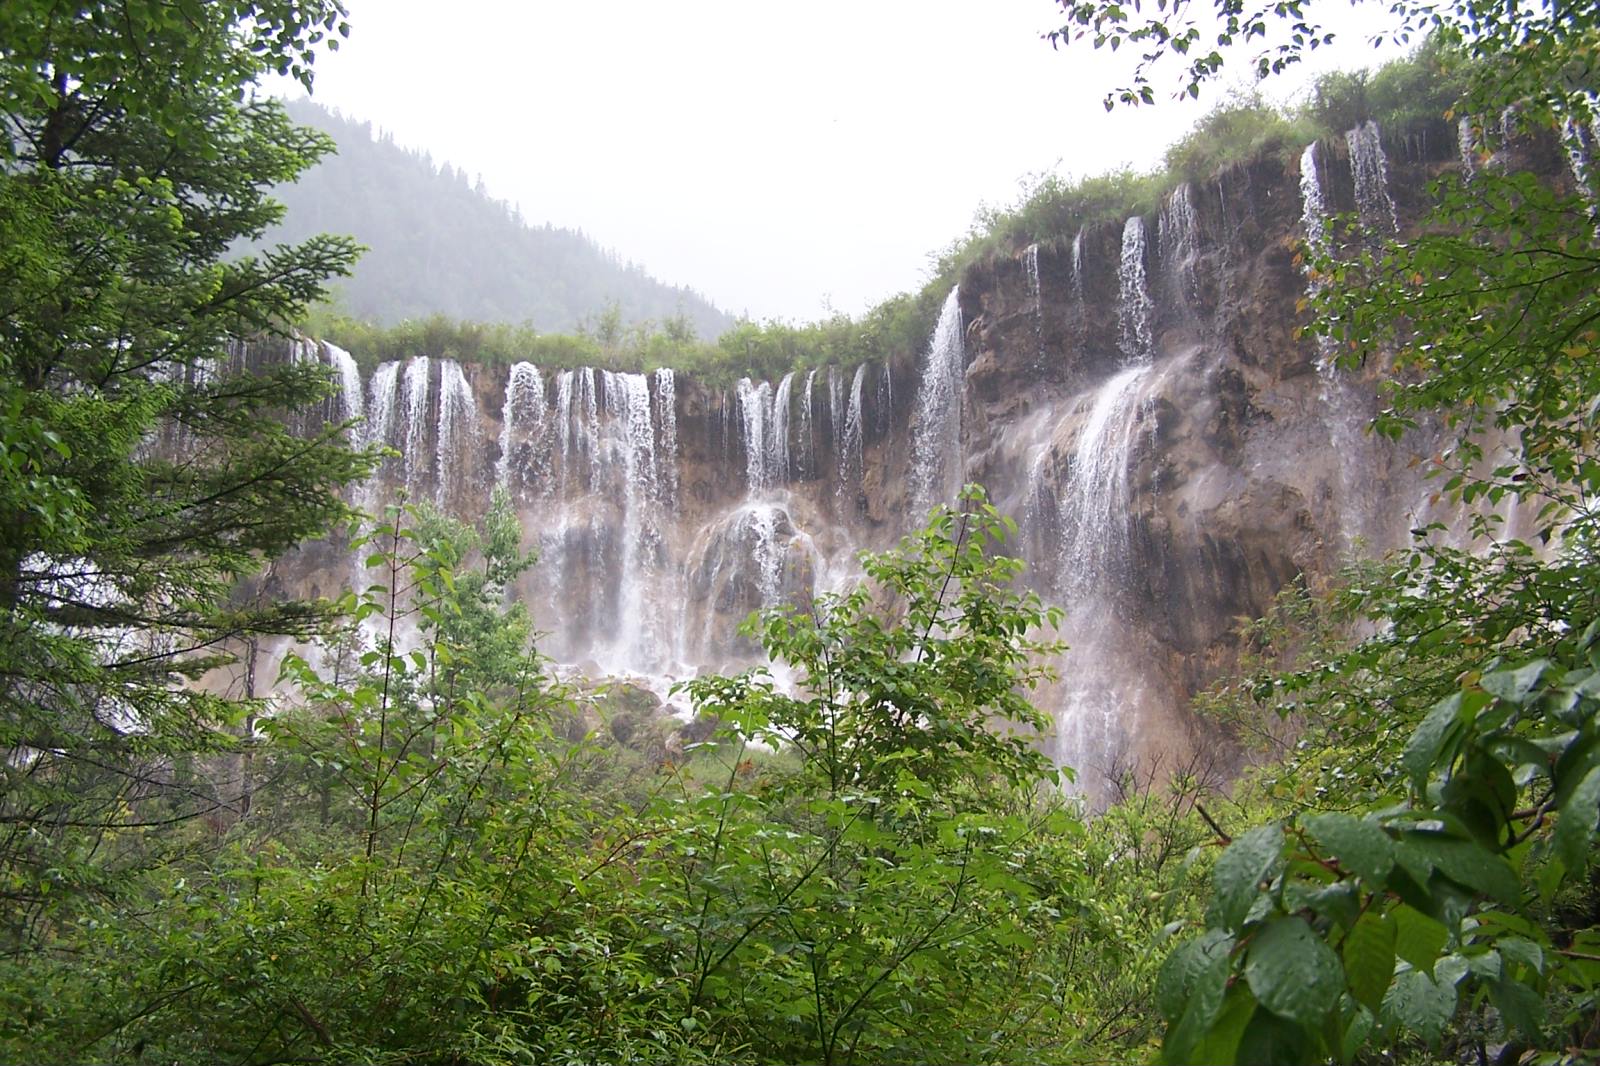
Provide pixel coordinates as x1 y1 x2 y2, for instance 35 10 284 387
309 289 940 386
260 98 734 340
1 1 1597 1065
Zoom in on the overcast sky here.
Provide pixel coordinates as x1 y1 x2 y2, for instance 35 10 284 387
286 0 1402 323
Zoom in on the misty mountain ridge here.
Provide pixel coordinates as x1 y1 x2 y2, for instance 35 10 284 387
264 98 734 339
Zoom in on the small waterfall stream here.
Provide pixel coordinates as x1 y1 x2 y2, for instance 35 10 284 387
401 356 431 494
1158 184 1200 313
1347 120 1399 236
1116 217 1153 364
436 361 479 506
908 288 965 514
497 361 547 494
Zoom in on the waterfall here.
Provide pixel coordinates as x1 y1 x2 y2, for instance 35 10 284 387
1070 228 1086 311
1024 242 1045 361
1056 364 1154 595
653 368 678 507
1346 120 1399 235
401 356 431 493
1158 183 1200 311
580 368 601 488
436 361 479 505
736 377 775 494
364 362 399 463
1299 143 1330 261
497 362 547 493
1049 362 1159 777
600 370 665 671
1561 116 1599 216
908 288 965 516
323 342 364 426
1023 242 1041 311
554 368 602 491
553 369 579 490
1300 138 1376 549
770 371 794 487
743 504 785 607
1457 117 1479 180
798 368 817 479
839 363 868 502
1116 217 1154 364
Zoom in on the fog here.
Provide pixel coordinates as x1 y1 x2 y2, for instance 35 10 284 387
287 0 1402 322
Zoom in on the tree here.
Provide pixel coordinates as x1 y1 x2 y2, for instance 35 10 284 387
653 488 1087 1064
0 0 371 953
1052 0 1600 1061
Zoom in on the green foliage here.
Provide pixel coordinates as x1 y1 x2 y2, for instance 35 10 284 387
1055 0 1600 1060
658 488 1080 1064
0 0 372 959
1163 91 1318 184
308 300 930 388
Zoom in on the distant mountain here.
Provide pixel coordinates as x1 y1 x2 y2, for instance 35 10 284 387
264 98 734 338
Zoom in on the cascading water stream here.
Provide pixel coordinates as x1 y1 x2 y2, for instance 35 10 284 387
1298 143 1330 263
323 342 364 426
1116 217 1154 364
436 360 479 506
736 377 775 495
497 362 547 493
1024 243 1045 362
1048 362 1160 779
1458 117 1479 180
1056 364 1154 596
1347 120 1399 236
1300 138 1376 548
839 363 867 501
599 370 665 672
401 356 431 494
770 371 794 487
1158 184 1200 312
908 287 965 515
798 369 817 479
654 368 678 507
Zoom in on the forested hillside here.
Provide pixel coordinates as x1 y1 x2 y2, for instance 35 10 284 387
264 98 734 338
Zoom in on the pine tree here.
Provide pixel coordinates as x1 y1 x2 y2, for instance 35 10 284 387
0 1 372 948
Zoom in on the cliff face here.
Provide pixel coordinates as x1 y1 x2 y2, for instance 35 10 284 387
262 119 1507 799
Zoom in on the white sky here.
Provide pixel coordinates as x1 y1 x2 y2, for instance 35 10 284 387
287 0 1403 323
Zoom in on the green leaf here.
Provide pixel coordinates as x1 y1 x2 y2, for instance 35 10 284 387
1342 910 1396 1012
1156 928 1236 1023
1209 824 1285 931
1178 983 1256 1066
1341 1002 1375 1062
1380 969 1456 1044
1391 906 1449 970
1553 763 1600 876
1244 916 1344 1027
1397 834 1521 905
1480 660 1550 703
1163 934 1233 1060
1402 692 1468 790
1498 936 1544 975
1306 813 1394 885
1491 974 1544 1043
1234 1006 1313 1065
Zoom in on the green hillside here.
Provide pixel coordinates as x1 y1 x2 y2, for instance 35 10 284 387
265 98 734 338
